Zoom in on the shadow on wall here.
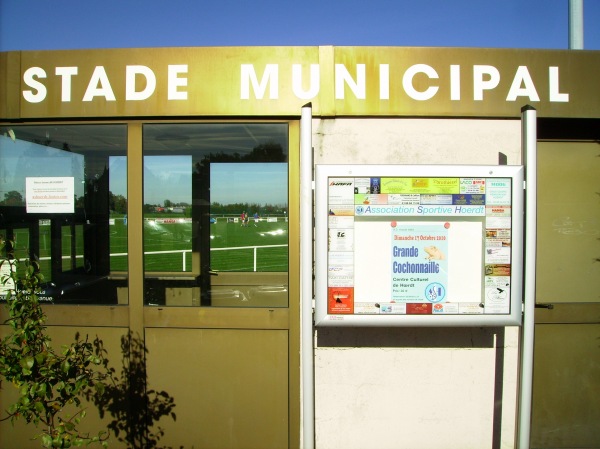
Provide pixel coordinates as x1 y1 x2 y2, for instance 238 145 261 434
316 326 498 348
89 331 180 449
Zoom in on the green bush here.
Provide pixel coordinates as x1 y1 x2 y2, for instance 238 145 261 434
0 239 111 448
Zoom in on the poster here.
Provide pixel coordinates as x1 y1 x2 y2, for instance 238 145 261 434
390 223 448 302
26 177 75 213
353 219 482 313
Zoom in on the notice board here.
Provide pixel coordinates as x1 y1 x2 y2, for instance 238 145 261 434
314 165 524 327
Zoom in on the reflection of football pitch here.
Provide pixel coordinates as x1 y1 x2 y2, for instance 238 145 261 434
208 218 289 272
6 217 288 276
6 216 289 279
122 216 289 272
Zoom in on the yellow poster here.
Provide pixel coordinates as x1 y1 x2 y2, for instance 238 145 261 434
381 178 460 194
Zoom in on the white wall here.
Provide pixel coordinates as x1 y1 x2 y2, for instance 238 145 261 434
312 118 522 449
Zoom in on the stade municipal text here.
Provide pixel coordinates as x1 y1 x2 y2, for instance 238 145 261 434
21 63 569 104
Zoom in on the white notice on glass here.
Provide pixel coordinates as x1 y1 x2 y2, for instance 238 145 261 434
26 177 75 213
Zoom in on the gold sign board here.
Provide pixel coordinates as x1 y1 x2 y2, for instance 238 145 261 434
1 46 599 119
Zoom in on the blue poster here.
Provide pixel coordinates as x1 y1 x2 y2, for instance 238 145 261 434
390 223 448 303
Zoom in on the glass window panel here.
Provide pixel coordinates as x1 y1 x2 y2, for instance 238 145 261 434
142 123 289 307
210 162 288 272
0 125 127 304
108 156 128 272
143 155 193 273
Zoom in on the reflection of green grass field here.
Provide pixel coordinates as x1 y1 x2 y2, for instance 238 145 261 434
117 215 288 272
209 218 288 271
4 216 288 277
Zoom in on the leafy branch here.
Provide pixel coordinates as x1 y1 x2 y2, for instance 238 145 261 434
0 239 112 448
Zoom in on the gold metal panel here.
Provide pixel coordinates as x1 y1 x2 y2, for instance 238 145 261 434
144 306 289 329
0 51 21 119
146 328 289 449
332 47 600 118
127 122 144 333
16 47 320 118
535 303 600 324
0 304 129 327
286 120 301 449
5 47 599 119
318 46 336 114
536 141 600 304
533 140 600 448
531 323 600 448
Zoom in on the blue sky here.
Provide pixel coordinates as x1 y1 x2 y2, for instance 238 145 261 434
1 0 599 51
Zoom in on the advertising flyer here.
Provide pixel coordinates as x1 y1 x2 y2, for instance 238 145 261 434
328 286 354 314
484 275 511 313
390 223 448 303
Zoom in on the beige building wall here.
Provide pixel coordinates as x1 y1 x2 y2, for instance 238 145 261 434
312 118 522 449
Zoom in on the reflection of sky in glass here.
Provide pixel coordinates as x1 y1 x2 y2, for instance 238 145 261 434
0 135 85 199
109 156 127 197
211 163 287 206
144 156 192 205
110 157 288 207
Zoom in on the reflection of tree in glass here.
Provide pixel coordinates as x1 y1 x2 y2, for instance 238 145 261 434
108 191 128 214
197 142 286 166
1 190 24 206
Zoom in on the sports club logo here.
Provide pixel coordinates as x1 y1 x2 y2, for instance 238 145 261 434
425 282 446 303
